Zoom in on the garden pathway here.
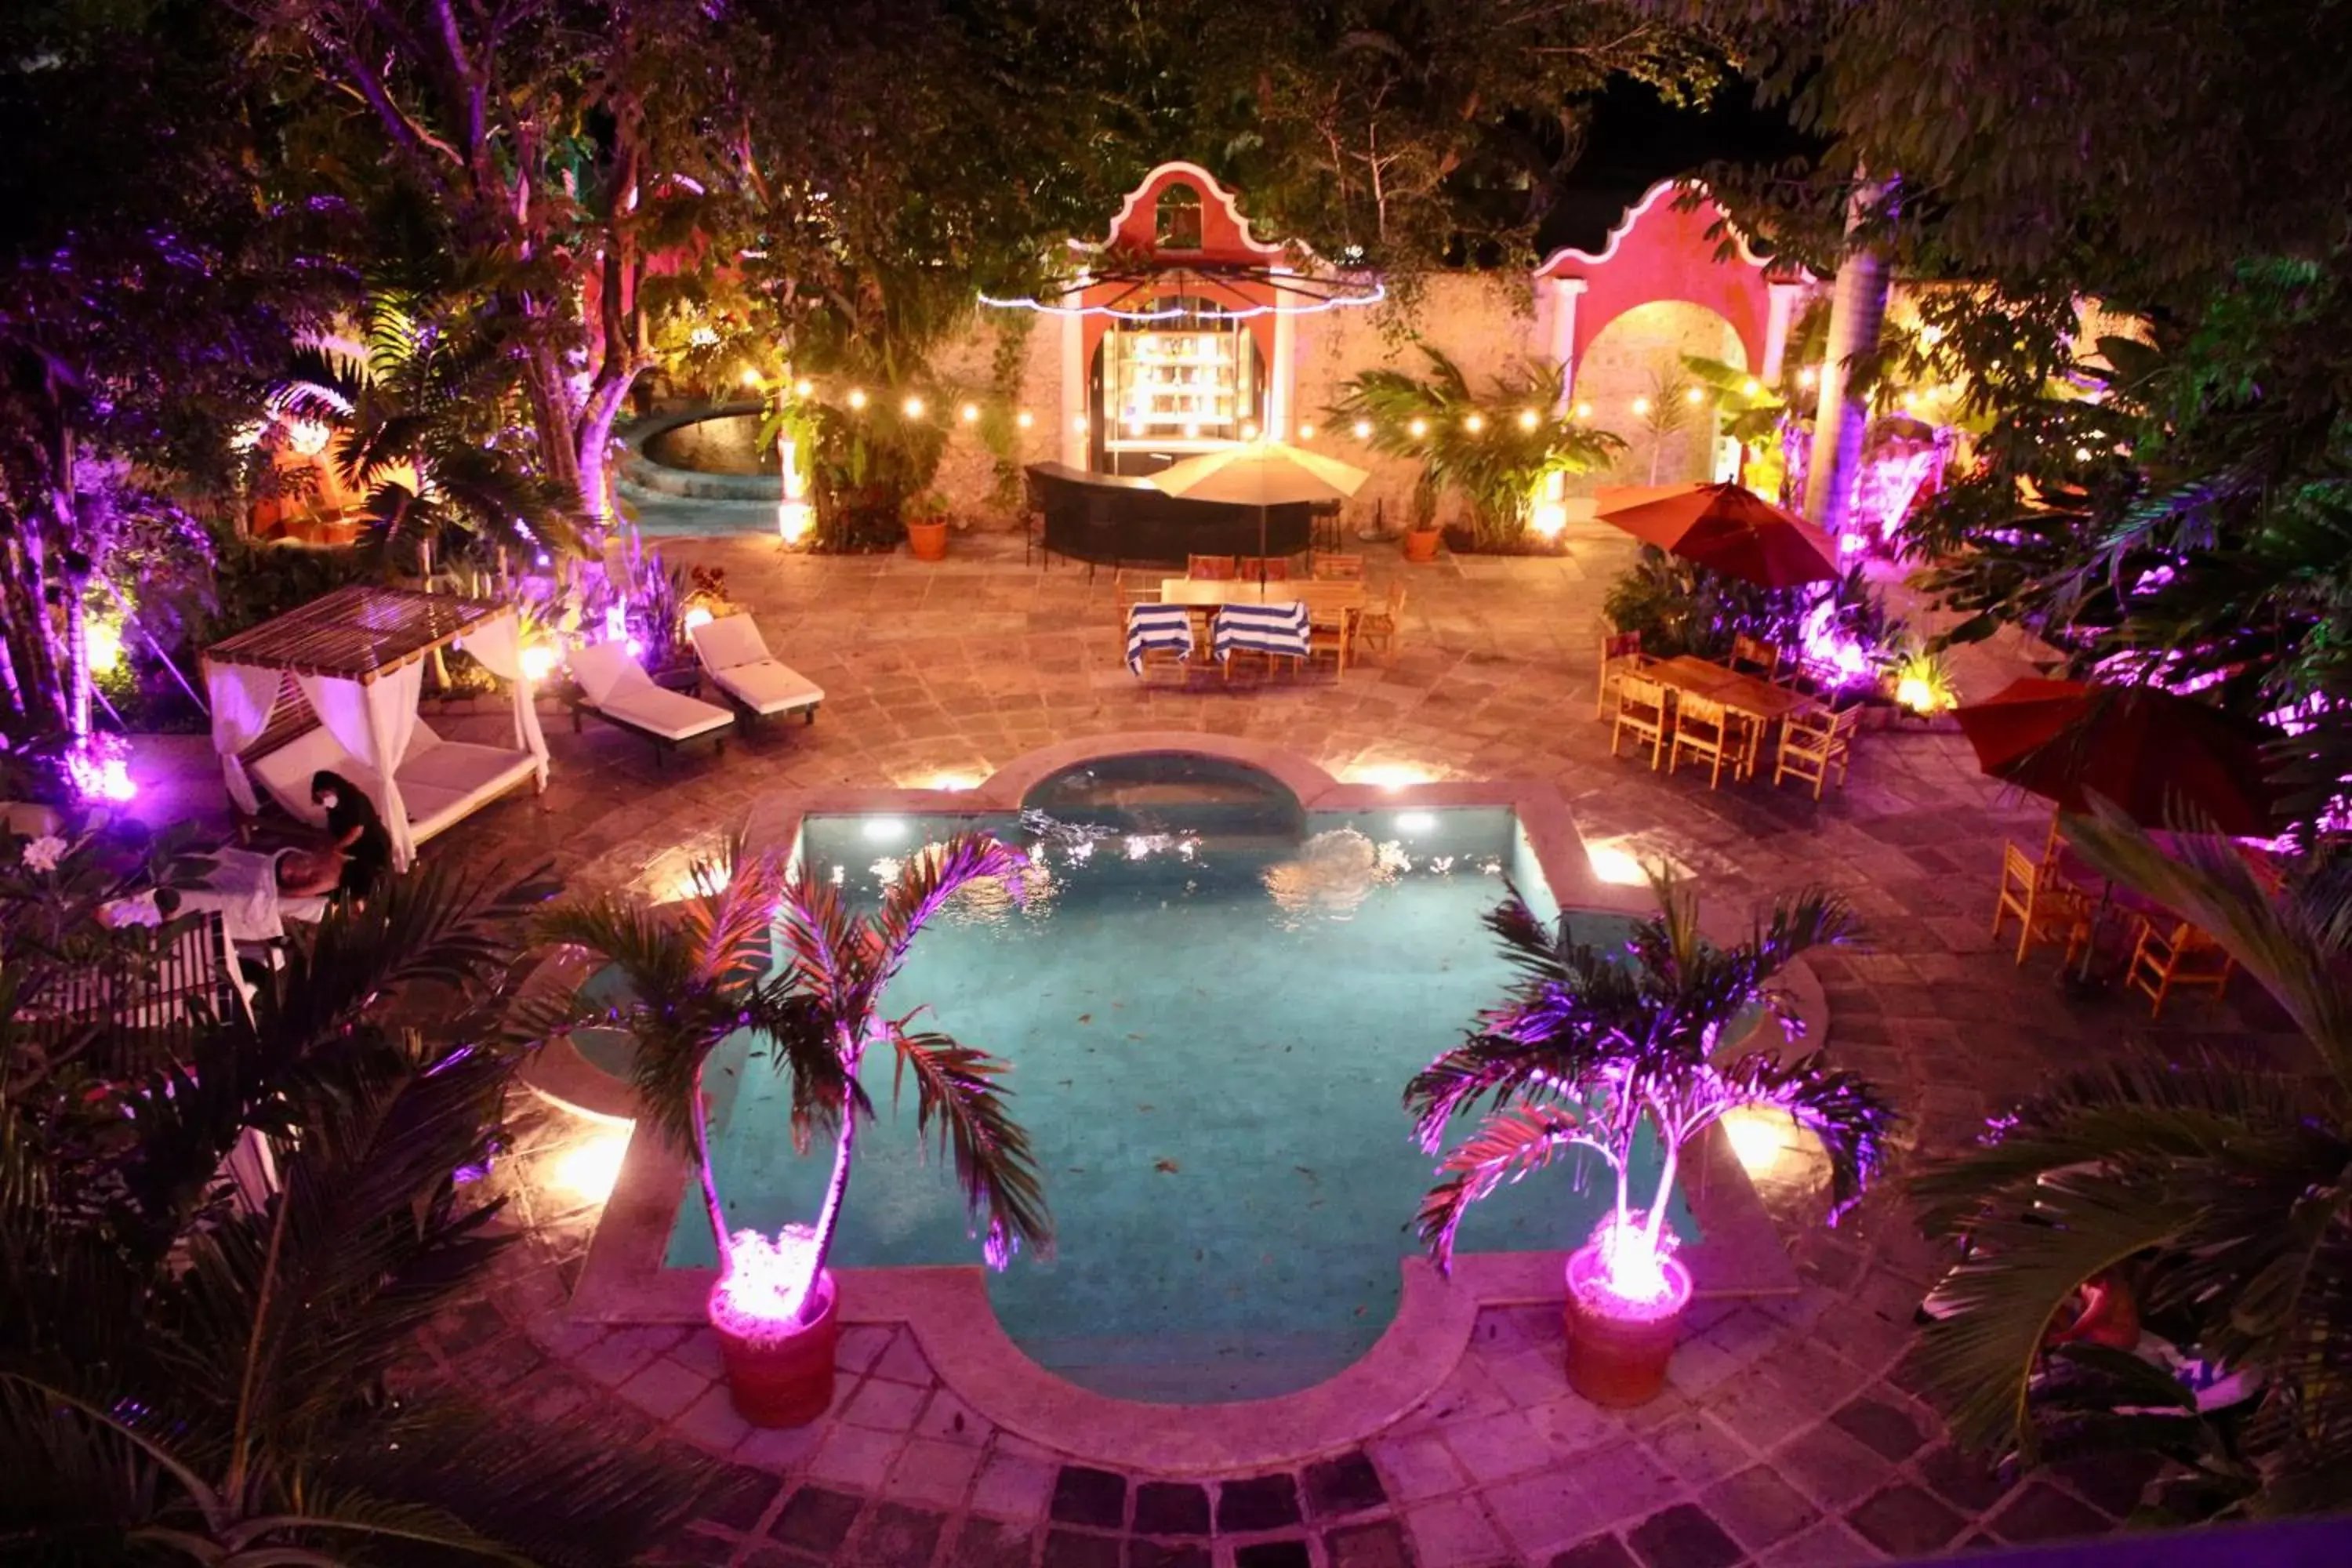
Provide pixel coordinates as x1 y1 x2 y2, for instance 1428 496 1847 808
382 524 2299 1567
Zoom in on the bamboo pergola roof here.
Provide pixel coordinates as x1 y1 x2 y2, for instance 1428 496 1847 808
205 584 509 684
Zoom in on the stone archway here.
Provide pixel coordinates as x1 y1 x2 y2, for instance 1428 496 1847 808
1575 301 1748 488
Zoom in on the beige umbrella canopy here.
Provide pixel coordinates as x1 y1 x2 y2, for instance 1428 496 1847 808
1148 439 1370 577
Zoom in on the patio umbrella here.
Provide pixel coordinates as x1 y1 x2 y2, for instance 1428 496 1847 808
1148 438 1370 590
1593 481 1840 588
1952 677 2278 837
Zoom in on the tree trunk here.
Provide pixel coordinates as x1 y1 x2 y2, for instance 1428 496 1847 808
688 1077 731 1267
1804 173 1896 539
799 1106 857 1326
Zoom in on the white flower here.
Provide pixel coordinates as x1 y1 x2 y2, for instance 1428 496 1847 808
21 834 67 874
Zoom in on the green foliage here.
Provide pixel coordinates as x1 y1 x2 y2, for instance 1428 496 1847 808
544 831 1051 1294
1406 873 1891 1273
1912 804 2352 1517
1 823 715 1559
1604 550 1903 671
1329 345 1622 548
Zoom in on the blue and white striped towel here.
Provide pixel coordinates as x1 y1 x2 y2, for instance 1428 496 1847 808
1126 603 1194 674
1212 601 1311 662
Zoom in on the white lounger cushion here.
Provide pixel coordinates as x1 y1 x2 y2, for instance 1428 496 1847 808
246 719 537 845
690 615 824 717
568 642 733 742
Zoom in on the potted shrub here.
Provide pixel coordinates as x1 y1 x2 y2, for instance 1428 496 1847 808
1402 479 1443 563
545 833 1051 1426
904 490 951 561
1406 872 1894 1406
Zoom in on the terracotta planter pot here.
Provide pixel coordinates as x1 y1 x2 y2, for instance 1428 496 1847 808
906 518 949 561
1402 526 1442 564
710 1270 840 1428
1562 1242 1694 1407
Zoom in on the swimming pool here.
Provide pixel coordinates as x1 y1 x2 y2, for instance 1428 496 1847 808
650 758 1691 1403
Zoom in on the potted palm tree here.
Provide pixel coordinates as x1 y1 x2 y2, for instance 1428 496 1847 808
903 489 951 561
1406 873 1895 1406
544 833 1051 1427
1912 802 2352 1518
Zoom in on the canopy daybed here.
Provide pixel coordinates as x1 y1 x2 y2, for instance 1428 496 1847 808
202 585 550 872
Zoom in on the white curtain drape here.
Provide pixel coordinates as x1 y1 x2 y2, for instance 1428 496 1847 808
296 659 425 871
204 659 283 815
457 610 550 785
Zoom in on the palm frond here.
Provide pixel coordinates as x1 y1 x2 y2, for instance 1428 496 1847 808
1415 1105 1617 1275
1915 1164 2198 1459
887 1025 1051 1268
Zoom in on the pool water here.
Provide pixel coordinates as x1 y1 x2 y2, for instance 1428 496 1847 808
653 771 1691 1403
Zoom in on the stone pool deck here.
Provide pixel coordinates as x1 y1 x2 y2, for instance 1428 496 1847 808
377 525 2299 1566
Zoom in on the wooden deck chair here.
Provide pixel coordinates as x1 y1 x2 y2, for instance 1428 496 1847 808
1611 673 1671 769
568 641 734 766
1310 553 1365 580
1728 633 1782 682
1992 840 2094 967
2124 917 2236 1018
1355 583 1406 658
688 615 824 726
1187 554 1238 580
1775 705 1862 799
1595 630 1648 719
1112 568 1158 615
1668 693 1744 789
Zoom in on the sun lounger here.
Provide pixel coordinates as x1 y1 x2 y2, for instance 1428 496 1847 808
247 717 541 848
567 641 734 764
688 615 824 724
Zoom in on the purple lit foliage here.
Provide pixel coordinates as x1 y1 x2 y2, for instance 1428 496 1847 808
1406 873 1895 1306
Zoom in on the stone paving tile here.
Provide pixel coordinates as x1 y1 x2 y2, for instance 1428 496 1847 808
1987 1480 2114 1545
1051 1466 1129 1530
840 1501 947 1568
806 1425 903 1492
768 1485 864 1555
945 1515 1037 1568
1131 1542 1213 1568
1624 1502 1745 1568
840 1375 928 1433
1403 1497 1512 1566
1232 1541 1313 1568
1324 1519 1414 1568
970 1450 1060 1524
1215 1473 1303 1533
1771 1421 1896 1512
1846 1483 1967 1558
1545 1534 1639 1568
1040 1528 1122 1568
1132 1481 1212 1537
1303 1452 1388 1520
1370 1430 1470 1504
882 1436 985 1511
1701 1463 1821 1553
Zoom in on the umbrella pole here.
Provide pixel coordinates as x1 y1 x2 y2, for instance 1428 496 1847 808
1258 503 1269 601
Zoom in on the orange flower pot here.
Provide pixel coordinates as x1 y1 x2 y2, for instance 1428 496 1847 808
906 518 949 561
1562 1242 1693 1407
710 1269 840 1427
1402 526 1441 564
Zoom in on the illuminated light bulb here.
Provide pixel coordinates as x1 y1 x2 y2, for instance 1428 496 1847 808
1517 408 1539 430
901 394 925 419
846 387 868 409
1124 414 1145 434
286 419 331 456
1573 401 1594 421
1073 414 1088 432
1919 323 1946 346
1183 421 1201 439
1899 390 1918 408
548 1128 630 1203
1797 366 1819 388
1632 396 1652 416
1742 379 1762 397
1298 422 1316 440
1406 417 1428 438
1684 387 1704 405
1241 421 1260 440
1015 409 1034 428
682 606 715 633
1464 412 1486 434
520 642 557 683
777 500 813 544
740 368 762 387
1530 501 1568 540
793 378 814 398
1896 674 1936 713
2074 445 2095 462
1352 419 1373 440
960 402 980 423
83 619 123 675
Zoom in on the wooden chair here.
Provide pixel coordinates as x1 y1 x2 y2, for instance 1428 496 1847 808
1250 557 1294 583
1355 583 1406 658
1992 841 2095 967
1595 630 1650 719
1668 693 1748 789
1112 568 1157 615
1307 606 1356 675
2124 917 2237 1018
1311 553 1365 580
1187 554 1238 581
1774 704 1862 799
1611 673 1671 769
1728 633 1782 681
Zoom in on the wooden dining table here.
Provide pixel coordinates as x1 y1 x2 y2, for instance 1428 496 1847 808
1158 579 1367 670
1644 655 1816 777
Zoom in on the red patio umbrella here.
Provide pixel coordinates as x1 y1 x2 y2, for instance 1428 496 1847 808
1952 677 2278 836
1593 481 1841 588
